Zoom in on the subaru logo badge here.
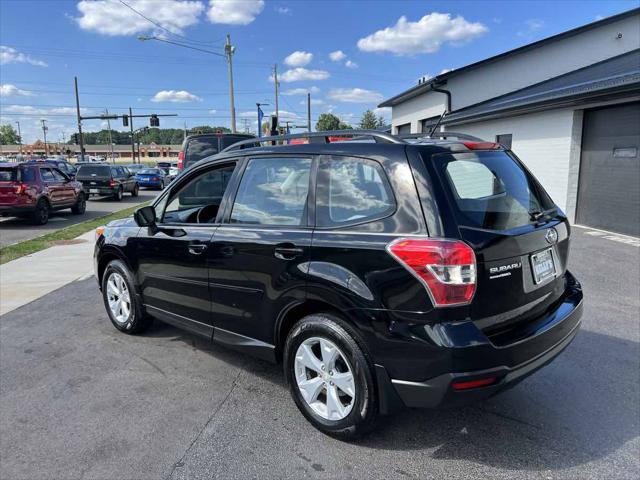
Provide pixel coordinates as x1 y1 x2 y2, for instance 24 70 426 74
545 228 558 245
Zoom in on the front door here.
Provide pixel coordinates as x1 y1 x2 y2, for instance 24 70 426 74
133 161 239 336
209 156 314 351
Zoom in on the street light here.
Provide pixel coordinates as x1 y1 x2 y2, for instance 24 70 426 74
138 34 237 132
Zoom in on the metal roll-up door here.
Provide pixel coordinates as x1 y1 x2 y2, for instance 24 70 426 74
576 102 640 236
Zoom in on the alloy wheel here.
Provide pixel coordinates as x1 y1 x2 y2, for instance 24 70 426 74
106 272 131 325
294 337 356 421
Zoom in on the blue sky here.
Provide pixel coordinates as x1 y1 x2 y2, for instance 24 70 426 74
0 0 635 143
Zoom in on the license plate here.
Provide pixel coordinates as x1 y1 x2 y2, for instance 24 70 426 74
89 188 99 194
530 248 556 284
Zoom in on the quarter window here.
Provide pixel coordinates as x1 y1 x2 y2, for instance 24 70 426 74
316 156 395 227
230 157 311 226
40 168 55 182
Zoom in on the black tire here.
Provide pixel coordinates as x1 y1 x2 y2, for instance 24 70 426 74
113 186 123 201
31 199 50 225
101 259 153 334
131 183 139 197
71 193 86 214
284 313 378 439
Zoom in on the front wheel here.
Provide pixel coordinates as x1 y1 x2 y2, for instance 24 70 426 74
101 260 152 334
284 314 378 439
71 193 86 214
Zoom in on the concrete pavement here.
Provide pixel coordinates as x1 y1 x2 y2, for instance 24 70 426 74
0 230 95 316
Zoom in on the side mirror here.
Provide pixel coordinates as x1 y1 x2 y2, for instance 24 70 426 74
134 205 156 227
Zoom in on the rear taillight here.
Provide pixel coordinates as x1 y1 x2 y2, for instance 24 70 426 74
151 176 158 181
387 238 476 307
178 151 184 170
109 180 117 187
463 141 501 150
14 183 28 195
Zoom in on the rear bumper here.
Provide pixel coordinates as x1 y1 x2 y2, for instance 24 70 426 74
376 272 583 411
138 181 161 187
0 204 36 215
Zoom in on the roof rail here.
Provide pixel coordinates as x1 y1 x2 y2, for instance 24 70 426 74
221 129 406 152
399 131 484 142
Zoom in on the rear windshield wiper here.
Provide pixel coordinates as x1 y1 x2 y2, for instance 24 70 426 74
529 207 557 221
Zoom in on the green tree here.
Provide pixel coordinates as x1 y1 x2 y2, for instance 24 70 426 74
0 124 21 145
316 113 352 131
359 110 379 129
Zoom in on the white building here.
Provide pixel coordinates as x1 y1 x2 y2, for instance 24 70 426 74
379 8 640 236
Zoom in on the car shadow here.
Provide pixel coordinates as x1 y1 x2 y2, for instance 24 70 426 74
142 320 639 472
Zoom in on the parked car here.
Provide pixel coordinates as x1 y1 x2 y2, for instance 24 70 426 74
178 133 254 171
94 131 583 438
0 162 86 224
25 159 78 179
76 164 138 200
135 168 166 190
126 164 146 174
167 166 180 181
156 161 178 182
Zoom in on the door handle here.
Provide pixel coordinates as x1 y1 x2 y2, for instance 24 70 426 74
188 243 208 255
274 245 304 260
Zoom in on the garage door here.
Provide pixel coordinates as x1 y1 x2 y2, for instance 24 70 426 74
576 102 640 236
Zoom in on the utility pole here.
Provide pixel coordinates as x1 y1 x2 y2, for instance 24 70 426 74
307 93 312 132
225 34 237 133
129 107 136 163
74 76 85 162
15 121 22 155
41 119 48 155
105 109 115 163
273 64 280 129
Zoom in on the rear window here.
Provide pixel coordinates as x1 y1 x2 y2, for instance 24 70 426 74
0 168 17 181
433 151 554 230
77 165 110 177
185 136 219 166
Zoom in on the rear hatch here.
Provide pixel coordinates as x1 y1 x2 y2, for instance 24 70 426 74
427 148 569 339
76 165 112 188
137 170 161 182
0 166 20 205
183 135 219 170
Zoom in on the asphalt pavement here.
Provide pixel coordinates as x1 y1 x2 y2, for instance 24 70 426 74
0 228 638 479
0 189 157 247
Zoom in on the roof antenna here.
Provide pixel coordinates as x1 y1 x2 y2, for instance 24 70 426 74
428 110 447 137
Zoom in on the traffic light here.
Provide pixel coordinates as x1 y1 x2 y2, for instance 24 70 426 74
270 115 278 136
150 114 159 127
122 115 129 127
72 133 78 144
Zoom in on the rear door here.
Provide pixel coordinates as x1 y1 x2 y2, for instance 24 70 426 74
39 167 64 207
208 155 314 347
427 149 569 324
0 166 19 206
50 168 75 205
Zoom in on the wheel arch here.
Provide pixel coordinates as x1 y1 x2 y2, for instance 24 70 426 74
97 246 135 289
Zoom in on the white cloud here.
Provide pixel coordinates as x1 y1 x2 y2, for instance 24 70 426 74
329 50 347 62
276 6 291 15
209 109 217 114
284 51 313 67
373 107 391 119
301 98 324 106
275 68 330 83
0 84 32 97
518 19 545 36
75 0 204 36
357 12 488 55
282 86 320 95
2 105 89 115
151 90 202 102
345 60 358 69
327 88 383 103
207 0 264 25
0 46 47 67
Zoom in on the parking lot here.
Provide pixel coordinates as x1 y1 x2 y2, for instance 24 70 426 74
0 189 157 247
0 227 638 479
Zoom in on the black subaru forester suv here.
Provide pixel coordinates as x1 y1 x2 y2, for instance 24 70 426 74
94 131 583 438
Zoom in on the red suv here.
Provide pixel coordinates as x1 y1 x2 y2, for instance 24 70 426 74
0 162 86 225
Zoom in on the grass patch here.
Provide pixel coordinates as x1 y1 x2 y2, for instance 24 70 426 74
0 202 148 265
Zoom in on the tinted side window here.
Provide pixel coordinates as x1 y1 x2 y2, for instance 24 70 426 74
40 168 56 182
230 157 311 226
51 169 67 181
111 167 119 177
316 156 395 227
19 167 36 182
163 163 236 224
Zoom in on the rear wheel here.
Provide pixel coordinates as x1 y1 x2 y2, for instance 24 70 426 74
71 193 86 214
284 313 378 439
113 186 123 201
131 183 139 197
102 260 152 334
31 199 49 225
